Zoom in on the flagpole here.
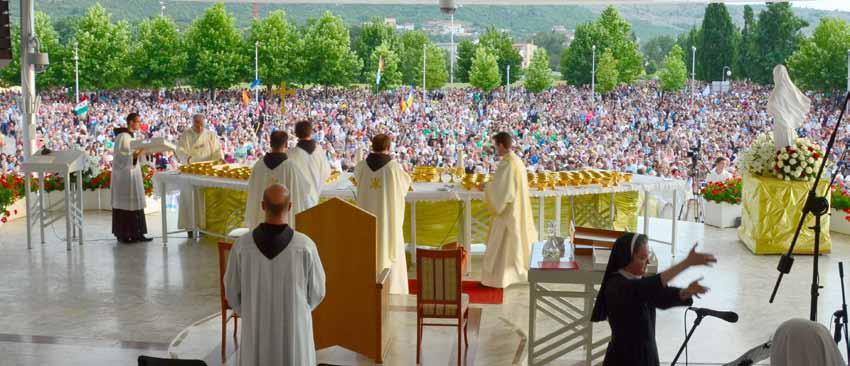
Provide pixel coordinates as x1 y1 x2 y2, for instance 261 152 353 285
73 42 79 104
254 41 259 103
422 43 427 102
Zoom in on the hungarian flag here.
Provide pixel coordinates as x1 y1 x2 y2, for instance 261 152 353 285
375 57 384 86
74 96 89 116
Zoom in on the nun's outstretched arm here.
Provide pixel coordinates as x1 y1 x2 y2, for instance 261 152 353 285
659 244 716 286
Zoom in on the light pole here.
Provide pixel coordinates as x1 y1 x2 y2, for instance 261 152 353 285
422 43 427 98
73 42 79 104
450 12 454 85
691 46 696 103
591 44 596 106
254 41 259 103
722 66 731 95
506 64 511 101
160 1 165 17
846 49 849 93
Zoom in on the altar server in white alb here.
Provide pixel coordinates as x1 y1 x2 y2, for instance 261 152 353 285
245 130 313 229
176 114 224 237
287 120 331 207
111 113 152 243
479 132 537 288
354 134 412 294
225 184 326 366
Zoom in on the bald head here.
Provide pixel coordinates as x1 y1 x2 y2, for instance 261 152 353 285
262 184 291 222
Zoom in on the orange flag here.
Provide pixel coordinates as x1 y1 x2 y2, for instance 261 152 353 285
242 89 250 106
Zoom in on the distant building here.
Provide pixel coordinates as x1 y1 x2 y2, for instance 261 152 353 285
551 25 568 34
384 17 397 27
424 20 465 35
513 43 539 69
396 23 415 32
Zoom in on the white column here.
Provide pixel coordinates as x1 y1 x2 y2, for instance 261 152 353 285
20 0 36 159
77 172 84 246
64 171 72 251
25 174 33 249
161 181 169 246
39 173 46 244
450 13 455 85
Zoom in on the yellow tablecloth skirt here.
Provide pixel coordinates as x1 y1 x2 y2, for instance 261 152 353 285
737 173 831 255
201 188 641 247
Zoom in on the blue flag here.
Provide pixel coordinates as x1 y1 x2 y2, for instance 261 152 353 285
250 79 261 90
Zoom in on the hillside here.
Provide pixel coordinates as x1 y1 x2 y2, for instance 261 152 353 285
10 1 850 42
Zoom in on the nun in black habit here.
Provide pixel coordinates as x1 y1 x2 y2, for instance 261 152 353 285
591 233 717 366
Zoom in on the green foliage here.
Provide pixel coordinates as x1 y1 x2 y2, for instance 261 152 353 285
421 44 449 90
659 45 687 92
700 177 742 204
561 7 643 86
595 48 619 94
300 11 363 86
399 31 429 85
642 35 675 73
355 18 399 83
736 5 758 81
69 4 132 90
676 26 700 80
524 48 553 93
0 12 67 89
479 26 523 84
455 39 476 83
698 3 736 81
469 47 501 92
249 10 302 87
751 2 808 84
832 187 850 211
131 16 186 89
184 4 246 92
367 42 402 91
787 18 850 93
530 31 567 71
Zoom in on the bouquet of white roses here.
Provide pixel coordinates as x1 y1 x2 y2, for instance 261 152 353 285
773 138 824 181
738 133 777 176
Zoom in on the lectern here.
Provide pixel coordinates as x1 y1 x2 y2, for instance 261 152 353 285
21 150 86 251
297 198 392 363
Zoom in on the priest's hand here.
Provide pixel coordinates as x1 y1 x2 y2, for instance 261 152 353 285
684 244 716 268
133 149 145 160
680 277 709 300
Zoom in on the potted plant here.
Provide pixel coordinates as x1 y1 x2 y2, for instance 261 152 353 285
701 177 742 228
831 187 850 235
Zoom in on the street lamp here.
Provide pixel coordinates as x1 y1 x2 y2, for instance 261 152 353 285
591 44 596 106
846 49 849 93
691 46 696 103
254 41 259 103
73 42 79 104
722 66 731 95
439 0 458 85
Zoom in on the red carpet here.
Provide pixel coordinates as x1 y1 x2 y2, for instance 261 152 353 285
408 279 504 304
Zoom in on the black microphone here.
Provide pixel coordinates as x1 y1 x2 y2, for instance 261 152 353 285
689 307 739 323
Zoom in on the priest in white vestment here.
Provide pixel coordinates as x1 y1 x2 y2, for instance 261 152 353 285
225 184 326 366
245 131 315 229
176 114 224 237
480 132 537 288
287 120 331 208
111 113 153 243
354 134 412 294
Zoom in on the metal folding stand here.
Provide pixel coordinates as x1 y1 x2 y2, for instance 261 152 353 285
769 92 850 321
21 150 86 251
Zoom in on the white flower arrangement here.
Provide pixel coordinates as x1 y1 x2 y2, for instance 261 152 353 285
773 137 825 181
738 133 777 176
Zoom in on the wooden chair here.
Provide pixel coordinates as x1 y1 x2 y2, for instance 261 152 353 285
217 241 239 362
415 248 469 366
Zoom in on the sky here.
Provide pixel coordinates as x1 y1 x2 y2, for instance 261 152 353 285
791 0 850 12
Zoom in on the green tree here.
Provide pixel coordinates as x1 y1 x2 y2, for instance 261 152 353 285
184 4 246 96
530 31 567 71
659 45 688 92
736 5 758 80
596 48 619 94
752 2 807 84
455 39 475 83
367 42 402 91
596 6 643 83
561 22 606 86
698 3 736 81
0 12 66 89
300 11 363 86
399 31 429 85
642 35 675 74
68 4 132 90
469 47 501 92
524 48 553 93
355 18 399 83
479 26 523 84
249 10 302 88
130 16 186 89
676 26 700 80
420 44 449 90
787 18 850 92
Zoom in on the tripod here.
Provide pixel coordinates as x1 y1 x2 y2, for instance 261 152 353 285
769 92 850 321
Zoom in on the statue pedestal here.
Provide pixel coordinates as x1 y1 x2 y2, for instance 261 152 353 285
737 173 831 255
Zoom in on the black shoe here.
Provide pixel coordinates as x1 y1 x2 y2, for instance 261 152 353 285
137 236 153 242
117 237 136 244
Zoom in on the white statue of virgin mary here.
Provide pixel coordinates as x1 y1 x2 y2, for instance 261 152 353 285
767 65 811 149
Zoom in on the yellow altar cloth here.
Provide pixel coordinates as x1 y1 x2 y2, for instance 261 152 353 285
737 173 831 255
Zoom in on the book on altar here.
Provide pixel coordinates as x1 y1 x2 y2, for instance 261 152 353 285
130 137 176 154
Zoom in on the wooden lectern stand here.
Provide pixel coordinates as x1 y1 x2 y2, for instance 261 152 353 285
297 198 392 363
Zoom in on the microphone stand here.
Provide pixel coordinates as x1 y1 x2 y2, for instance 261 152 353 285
839 262 850 357
769 92 850 322
671 313 704 366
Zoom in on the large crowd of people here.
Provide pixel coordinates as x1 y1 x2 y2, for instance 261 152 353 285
1 82 847 190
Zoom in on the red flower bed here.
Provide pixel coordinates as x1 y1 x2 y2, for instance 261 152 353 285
700 177 742 204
